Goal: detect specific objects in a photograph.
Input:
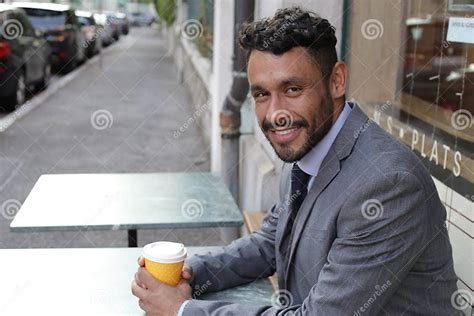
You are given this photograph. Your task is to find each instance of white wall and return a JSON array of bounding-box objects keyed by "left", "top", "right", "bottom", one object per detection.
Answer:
[{"left": 433, "top": 177, "right": 474, "bottom": 315}]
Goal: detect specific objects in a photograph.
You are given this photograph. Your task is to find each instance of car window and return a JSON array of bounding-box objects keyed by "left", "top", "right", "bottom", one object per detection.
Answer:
[
  {"left": 12, "top": 10, "right": 34, "bottom": 37},
  {"left": 22, "top": 8, "right": 66, "bottom": 31},
  {"left": 77, "top": 16, "right": 91, "bottom": 26}
]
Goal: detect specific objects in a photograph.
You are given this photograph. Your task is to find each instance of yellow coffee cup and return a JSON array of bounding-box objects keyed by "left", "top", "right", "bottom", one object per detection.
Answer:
[{"left": 143, "top": 241, "right": 187, "bottom": 286}]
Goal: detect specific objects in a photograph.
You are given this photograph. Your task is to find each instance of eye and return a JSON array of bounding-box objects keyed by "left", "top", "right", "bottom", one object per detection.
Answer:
[
  {"left": 286, "top": 87, "right": 302, "bottom": 94},
  {"left": 253, "top": 91, "right": 268, "bottom": 99}
]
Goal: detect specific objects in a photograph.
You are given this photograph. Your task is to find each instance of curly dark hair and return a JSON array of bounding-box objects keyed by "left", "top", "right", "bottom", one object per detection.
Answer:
[{"left": 239, "top": 7, "right": 338, "bottom": 81}]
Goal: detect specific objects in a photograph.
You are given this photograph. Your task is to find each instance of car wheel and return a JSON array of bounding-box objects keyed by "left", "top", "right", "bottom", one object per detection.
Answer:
[
  {"left": 61, "top": 57, "right": 77, "bottom": 74},
  {"left": 16, "top": 72, "right": 26, "bottom": 106},
  {"left": 79, "top": 46, "right": 87, "bottom": 63},
  {"left": 35, "top": 63, "right": 51, "bottom": 91},
  {"left": 0, "top": 71, "right": 25, "bottom": 112}
]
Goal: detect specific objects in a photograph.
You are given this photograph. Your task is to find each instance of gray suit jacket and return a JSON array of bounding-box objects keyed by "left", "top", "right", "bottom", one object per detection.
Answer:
[{"left": 184, "top": 103, "right": 459, "bottom": 315}]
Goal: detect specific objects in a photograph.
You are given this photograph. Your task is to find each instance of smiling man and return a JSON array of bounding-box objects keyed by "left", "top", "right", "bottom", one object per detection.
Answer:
[{"left": 132, "top": 7, "right": 460, "bottom": 315}]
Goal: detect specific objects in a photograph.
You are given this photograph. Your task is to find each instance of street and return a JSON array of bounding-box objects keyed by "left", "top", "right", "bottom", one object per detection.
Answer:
[{"left": 0, "top": 27, "right": 222, "bottom": 249}]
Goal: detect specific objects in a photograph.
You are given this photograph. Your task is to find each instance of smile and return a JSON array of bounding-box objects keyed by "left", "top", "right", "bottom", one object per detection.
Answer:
[{"left": 269, "top": 126, "right": 303, "bottom": 144}]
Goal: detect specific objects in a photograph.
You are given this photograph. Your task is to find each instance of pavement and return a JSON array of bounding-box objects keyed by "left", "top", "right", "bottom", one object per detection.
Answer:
[{"left": 0, "top": 27, "right": 226, "bottom": 249}]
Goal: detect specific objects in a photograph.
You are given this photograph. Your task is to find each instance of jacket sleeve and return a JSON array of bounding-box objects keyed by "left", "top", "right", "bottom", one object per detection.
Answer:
[
  {"left": 186, "top": 164, "right": 291, "bottom": 295},
  {"left": 187, "top": 201, "right": 279, "bottom": 294},
  {"left": 183, "top": 171, "right": 441, "bottom": 315}
]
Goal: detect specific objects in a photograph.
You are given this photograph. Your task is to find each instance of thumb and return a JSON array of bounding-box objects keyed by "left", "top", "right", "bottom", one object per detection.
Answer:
[
  {"left": 181, "top": 270, "right": 192, "bottom": 280},
  {"left": 177, "top": 279, "right": 192, "bottom": 296},
  {"left": 182, "top": 267, "right": 194, "bottom": 284}
]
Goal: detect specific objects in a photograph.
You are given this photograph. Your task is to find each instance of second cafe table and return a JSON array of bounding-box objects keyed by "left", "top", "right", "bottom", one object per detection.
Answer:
[{"left": 10, "top": 172, "right": 244, "bottom": 247}]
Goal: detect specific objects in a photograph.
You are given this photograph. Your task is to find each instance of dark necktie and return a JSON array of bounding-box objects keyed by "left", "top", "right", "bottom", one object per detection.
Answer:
[
  {"left": 281, "top": 163, "right": 311, "bottom": 262},
  {"left": 280, "top": 163, "right": 311, "bottom": 288},
  {"left": 286, "top": 163, "right": 311, "bottom": 236}
]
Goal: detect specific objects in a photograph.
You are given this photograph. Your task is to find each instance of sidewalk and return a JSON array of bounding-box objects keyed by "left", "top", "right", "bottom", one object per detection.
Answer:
[{"left": 0, "top": 27, "right": 223, "bottom": 248}]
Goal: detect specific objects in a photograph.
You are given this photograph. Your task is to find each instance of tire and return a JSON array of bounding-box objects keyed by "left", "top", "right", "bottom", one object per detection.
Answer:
[
  {"left": 61, "top": 57, "right": 77, "bottom": 74},
  {"left": 0, "top": 71, "right": 26, "bottom": 113},
  {"left": 75, "top": 45, "right": 86, "bottom": 65},
  {"left": 35, "top": 63, "right": 51, "bottom": 92},
  {"left": 94, "top": 38, "right": 101, "bottom": 55}
]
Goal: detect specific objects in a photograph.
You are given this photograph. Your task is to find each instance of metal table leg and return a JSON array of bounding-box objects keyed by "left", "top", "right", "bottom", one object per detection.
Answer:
[{"left": 128, "top": 229, "right": 137, "bottom": 247}]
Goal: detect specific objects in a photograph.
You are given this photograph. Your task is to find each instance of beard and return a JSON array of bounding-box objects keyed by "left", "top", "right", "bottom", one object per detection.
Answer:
[{"left": 263, "top": 93, "right": 335, "bottom": 163}]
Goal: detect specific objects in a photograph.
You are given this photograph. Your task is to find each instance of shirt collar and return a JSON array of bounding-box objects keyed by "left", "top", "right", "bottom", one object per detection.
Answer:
[{"left": 297, "top": 102, "right": 352, "bottom": 177}]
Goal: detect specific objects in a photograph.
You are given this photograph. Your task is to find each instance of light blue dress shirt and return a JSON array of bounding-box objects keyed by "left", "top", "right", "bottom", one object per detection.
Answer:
[
  {"left": 177, "top": 102, "right": 352, "bottom": 316},
  {"left": 297, "top": 102, "right": 352, "bottom": 188}
]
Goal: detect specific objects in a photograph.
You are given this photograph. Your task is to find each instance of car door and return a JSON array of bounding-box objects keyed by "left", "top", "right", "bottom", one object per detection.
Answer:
[
  {"left": 68, "top": 10, "right": 85, "bottom": 62},
  {"left": 11, "top": 10, "right": 40, "bottom": 84}
]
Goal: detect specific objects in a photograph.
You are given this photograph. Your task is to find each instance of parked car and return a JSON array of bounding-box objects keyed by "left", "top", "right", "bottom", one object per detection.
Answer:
[
  {"left": 13, "top": 2, "right": 86, "bottom": 73},
  {"left": 76, "top": 10, "right": 100, "bottom": 57},
  {"left": 115, "top": 12, "right": 129, "bottom": 35},
  {"left": 103, "top": 12, "right": 120, "bottom": 41},
  {"left": 93, "top": 13, "right": 114, "bottom": 47},
  {"left": 128, "top": 11, "right": 156, "bottom": 27},
  {"left": 0, "top": 4, "right": 51, "bottom": 111}
]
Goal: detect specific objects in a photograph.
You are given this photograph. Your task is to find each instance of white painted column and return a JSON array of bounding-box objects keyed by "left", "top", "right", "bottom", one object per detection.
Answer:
[
  {"left": 210, "top": 0, "right": 235, "bottom": 173},
  {"left": 256, "top": 0, "right": 283, "bottom": 18}
]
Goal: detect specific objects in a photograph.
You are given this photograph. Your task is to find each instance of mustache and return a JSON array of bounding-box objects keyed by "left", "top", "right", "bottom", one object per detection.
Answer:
[{"left": 262, "top": 118, "right": 309, "bottom": 131}]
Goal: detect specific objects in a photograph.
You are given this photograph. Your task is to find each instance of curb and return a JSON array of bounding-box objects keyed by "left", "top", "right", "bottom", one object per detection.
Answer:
[{"left": 0, "top": 47, "right": 109, "bottom": 133}]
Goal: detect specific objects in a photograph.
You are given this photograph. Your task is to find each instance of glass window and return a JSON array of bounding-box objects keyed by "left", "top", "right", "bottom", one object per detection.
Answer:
[
  {"left": 12, "top": 11, "right": 34, "bottom": 37},
  {"left": 22, "top": 8, "right": 67, "bottom": 30},
  {"left": 348, "top": 0, "right": 473, "bottom": 199},
  {"left": 77, "top": 16, "right": 92, "bottom": 27}
]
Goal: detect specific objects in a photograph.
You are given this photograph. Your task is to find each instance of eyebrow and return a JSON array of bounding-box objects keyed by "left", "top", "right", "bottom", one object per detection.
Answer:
[
  {"left": 250, "top": 76, "right": 307, "bottom": 93},
  {"left": 280, "top": 77, "right": 306, "bottom": 87},
  {"left": 250, "top": 84, "right": 265, "bottom": 93}
]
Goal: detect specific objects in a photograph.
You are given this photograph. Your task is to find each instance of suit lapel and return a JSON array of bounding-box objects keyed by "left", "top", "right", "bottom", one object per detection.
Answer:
[
  {"left": 283, "top": 148, "right": 340, "bottom": 286},
  {"left": 283, "top": 103, "right": 370, "bottom": 288}
]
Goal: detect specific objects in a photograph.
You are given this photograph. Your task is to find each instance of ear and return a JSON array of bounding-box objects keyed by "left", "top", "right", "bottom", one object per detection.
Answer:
[{"left": 329, "top": 61, "right": 347, "bottom": 100}]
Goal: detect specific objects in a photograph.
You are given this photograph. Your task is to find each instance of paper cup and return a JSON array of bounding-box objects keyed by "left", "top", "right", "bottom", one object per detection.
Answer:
[{"left": 143, "top": 241, "right": 187, "bottom": 286}]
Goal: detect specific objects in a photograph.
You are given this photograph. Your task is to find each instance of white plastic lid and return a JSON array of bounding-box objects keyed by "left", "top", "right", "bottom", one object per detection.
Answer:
[{"left": 143, "top": 241, "right": 187, "bottom": 263}]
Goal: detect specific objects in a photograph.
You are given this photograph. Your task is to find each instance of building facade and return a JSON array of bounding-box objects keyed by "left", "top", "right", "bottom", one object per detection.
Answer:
[
  {"left": 348, "top": 1, "right": 473, "bottom": 314},
  {"left": 172, "top": 0, "right": 473, "bottom": 313}
]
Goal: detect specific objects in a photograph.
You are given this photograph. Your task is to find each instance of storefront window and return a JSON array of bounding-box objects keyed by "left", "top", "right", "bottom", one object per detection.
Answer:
[{"left": 348, "top": 0, "right": 473, "bottom": 199}]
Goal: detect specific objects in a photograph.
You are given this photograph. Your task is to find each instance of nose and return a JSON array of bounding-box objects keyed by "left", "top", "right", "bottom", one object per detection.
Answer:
[{"left": 264, "top": 94, "right": 285, "bottom": 125}]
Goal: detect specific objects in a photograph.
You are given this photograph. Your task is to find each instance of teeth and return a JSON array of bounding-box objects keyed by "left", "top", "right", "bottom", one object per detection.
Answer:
[{"left": 275, "top": 128, "right": 296, "bottom": 135}]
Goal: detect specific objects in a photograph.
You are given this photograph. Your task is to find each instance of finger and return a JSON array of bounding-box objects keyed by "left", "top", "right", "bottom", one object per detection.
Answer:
[
  {"left": 137, "top": 256, "right": 145, "bottom": 267},
  {"left": 181, "top": 270, "right": 191, "bottom": 280},
  {"left": 138, "top": 299, "right": 147, "bottom": 312},
  {"left": 137, "top": 267, "right": 159, "bottom": 289},
  {"left": 182, "top": 265, "right": 192, "bottom": 277},
  {"left": 183, "top": 264, "right": 192, "bottom": 272},
  {"left": 135, "top": 272, "right": 147, "bottom": 289},
  {"left": 131, "top": 280, "right": 147, "bottom": 299}
]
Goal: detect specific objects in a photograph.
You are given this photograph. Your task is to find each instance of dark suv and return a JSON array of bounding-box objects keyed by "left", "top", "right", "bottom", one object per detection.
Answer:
[
  {"left": 13, "top": 2, "right": 86, "bottom": 73},
  {"left": 0, "top": 4, "right": 51, "bottom": 111}
]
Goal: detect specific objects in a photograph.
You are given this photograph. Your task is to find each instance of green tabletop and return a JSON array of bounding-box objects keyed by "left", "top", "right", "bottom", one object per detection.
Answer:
[
  {"left": 0, "top": 247, "right": 273, "bottom": 315},
  {"left": 10, "top": 172, "right": 243, "bottom": 232}
]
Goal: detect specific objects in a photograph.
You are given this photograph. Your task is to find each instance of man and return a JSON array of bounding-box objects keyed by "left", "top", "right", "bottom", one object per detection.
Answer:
[{"left": 132, "top": 7, "right": 459, "bottom": 315}]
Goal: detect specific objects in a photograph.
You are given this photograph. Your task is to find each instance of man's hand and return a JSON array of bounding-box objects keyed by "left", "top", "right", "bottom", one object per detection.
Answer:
[
  {"left": 137, "top": 256, "right": 194, "bottom": 285},
  {"left": 132, "top": 266, "right": 192, "bottom": 316},
  {"left": 181, "top": 264, "right": 194, "bottom": 284}
]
